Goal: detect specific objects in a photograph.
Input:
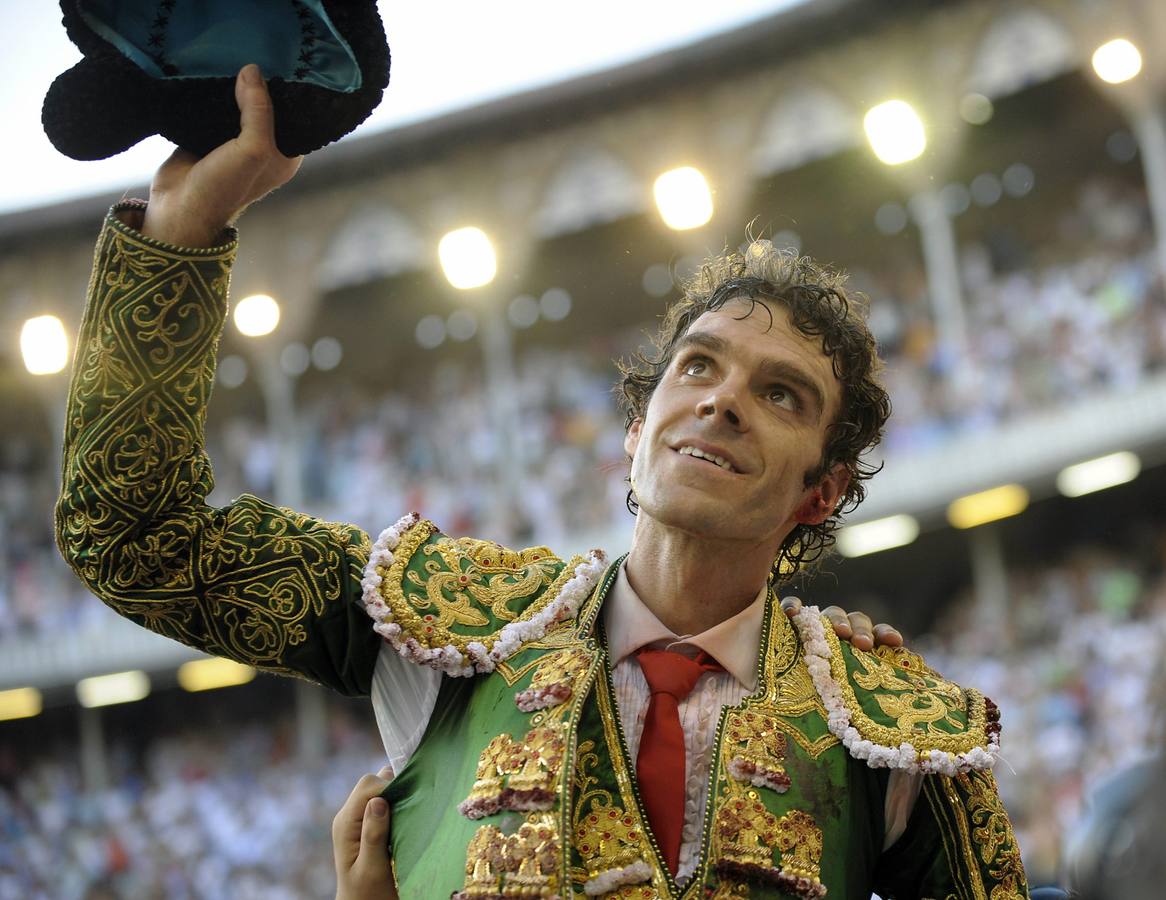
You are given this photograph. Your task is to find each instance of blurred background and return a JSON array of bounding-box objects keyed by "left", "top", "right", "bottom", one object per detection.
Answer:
[{"left": 2, "top": 0, "right": 1165, "bottom": 897}]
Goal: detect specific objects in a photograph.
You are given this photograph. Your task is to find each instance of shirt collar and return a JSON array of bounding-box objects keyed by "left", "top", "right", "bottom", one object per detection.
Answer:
[{"left": 603, "top": 562, "right": 766, "bottom": 691}]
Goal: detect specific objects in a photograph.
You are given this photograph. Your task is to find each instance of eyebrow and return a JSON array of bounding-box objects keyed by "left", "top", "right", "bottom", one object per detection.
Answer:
[{"left": 676, "top": 330, "right": 828, "bottom": 422}]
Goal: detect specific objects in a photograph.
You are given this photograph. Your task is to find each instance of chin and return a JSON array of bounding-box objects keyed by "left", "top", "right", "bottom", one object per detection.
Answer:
[{"left": 638, "top": 494, "right": 737, "bottom": 537}]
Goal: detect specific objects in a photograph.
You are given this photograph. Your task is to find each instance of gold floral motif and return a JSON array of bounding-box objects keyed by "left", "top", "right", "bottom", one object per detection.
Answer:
[
  {"left": 724, "top": 710, "right": 791, "bottom": 792},
  {"left": 822, "top": 622, "right": 990, "bottom": 754},
  {"left": 707, "top": 883, "right": 751, "bottom": 899},
  {"left": 376, "top": 522, "right": 588, "bottom": 654},
  {"left": 964, "top": 772, "right": 1028, "bottom": 898},
  {"left": 460, "top": 727, "right": 567, "bottom": 819},
  {"left": 421, "top": 536, "right": 563, "bottom": 623},
  {"left": 573, "top": 799, "right": 649, "bottom": 877},
  {"left": 55, "top": 211, "right": 378, "bottom": 686},
  {"left": 515, "top": 648, "right": 594, "bottom": 713},
  {"left": 570, "top": 716, "right": 662, "bottom": 896},
  {"left": 456, "top": 815, "right": 562, "bottom": 899},
  {"left": 711, "top": 796, "right": 826, "bottom": 900},
  {"left": 714, "top": 794, "right": 781, "bottom": 870}
]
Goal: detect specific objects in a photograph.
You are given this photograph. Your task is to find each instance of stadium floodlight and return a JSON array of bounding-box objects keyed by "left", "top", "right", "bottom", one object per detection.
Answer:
[
  {"left": 439, "top": 227, "right": 497, "bottom": 290},
  {"left": 864, "top": 100, "right": 927, "bottom": 166},
  {"left": 1056, "top": 451, "right": 1141, "bottom": 498},
  {"left": 0, "top": 687, "right": 42, "bottom": 722},
  {"left": 234, "top": 293, "right": 281, "bottom": 337},
  {"left": 836, "top": 514, "right": 920, "bottom": 558},
  {"left": 1092, "top": 38, "right": 1142, "bottom": 85},
  {"left": 177, "top": 657, "right": 257, "bottom": 692},
  {"left": 654, "top": 166, "right": 714, "bottom": 230},
  {"left": 20, "top": 314, "right": 69, "bottom": 375},
  {"left": 946, "top": 484, "right": 1028, "bottom": 529},
  {"left": 76, "top": 670, "right": 150, "bottom": 708}
]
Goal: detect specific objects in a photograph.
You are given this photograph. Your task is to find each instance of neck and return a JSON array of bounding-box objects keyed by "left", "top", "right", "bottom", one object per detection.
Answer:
[{"left": 623, "top": 516, "right": 777, "bottom": 635}]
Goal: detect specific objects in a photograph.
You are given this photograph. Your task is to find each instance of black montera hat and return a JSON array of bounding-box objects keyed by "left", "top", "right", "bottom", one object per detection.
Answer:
[{"left": 42, "top": 0, "right": 391, "bottom": 160}]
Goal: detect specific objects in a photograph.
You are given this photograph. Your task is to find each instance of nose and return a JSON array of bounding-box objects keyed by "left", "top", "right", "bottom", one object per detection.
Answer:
[{"left": 696, "top": 387, "right": 747, "bottom": 430}]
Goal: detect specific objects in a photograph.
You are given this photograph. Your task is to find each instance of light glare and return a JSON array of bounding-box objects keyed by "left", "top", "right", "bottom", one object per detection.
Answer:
[
  {"left": 0, "top": 687, "right": 42, "bottom": 721},
  {"left": 653, "top": 166, "right": 714, "bottom": 230},
  {"left": 76, "top": 670, "right": 150, "bottom": 708},
  {"left": 177, "top": 658, "right": 257, "bottom": 692},
  {"left": 1056, "top": 451, "right": 1140, "bottom": 498},
  {"left": 864, "top": 100, "right": 927, "bottom": 165},
  {"left": 836, "top": 515, "right": 920, "bottom": 558},
  {"left": 234, "top": 294, "right": 281, "bottom": 337},
  {"left": 1092, "top": 39, "right": 1142, "bottom": 84},
  {"left": 947, "top": 484, "right": 1029, "bottom": 529},
  {"left": 20, "top": 315, "right": 69, "bottom": 375},
  {"left": 439, "top": 227, "right": 497, "bottom": 290}
]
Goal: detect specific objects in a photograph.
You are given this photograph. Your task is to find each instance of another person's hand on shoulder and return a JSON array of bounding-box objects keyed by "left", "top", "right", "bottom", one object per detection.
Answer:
[
  {"left": 780, "top": 597, "right": 903, "bottom": 651},
  {"left": 333, "top": 766, "right": 399, "bottom": 900},
  {"left": 142, "top": 64, "right": 303, "bottom": 248}
]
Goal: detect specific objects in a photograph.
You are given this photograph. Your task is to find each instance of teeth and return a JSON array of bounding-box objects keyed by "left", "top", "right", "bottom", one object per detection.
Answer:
[{"left": 678, "top": 446, "right": 735, "bottom": 472}]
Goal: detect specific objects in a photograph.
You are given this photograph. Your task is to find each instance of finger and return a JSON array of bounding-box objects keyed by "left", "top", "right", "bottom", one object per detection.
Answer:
[
  {"left": 847, "top": 611, "right": 874, "bottom": 651},
  {"left": 821, "top": 605, "right": 852, "bottom": 637},
  {"left": 873, "top": 623, "right": 904, "bottom": 648},
  {"left": 780, "top": 596, "right": 802, "bottom": 618},
  {"left": 331, "top": 773, "right": 390, "bottom": 867},
  {"left": 355, "top": 796, "right": 391, "bottom": 867},
  {"left": 235, "top": 64, "right": 277, "bottom": 148}
]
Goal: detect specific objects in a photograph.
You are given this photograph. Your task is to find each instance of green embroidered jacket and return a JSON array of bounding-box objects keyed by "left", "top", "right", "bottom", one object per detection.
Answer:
[{"left": 56, "top": 207, "right": 1030, "bottom": 899}]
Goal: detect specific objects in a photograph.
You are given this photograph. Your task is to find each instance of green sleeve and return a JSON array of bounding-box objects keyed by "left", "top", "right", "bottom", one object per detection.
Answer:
[
  {"left": 872, "top": 770, "right": 1030, "bottom": 900},
  {"left": 54, "top": 202, "right": 381, "bottom": 695}
]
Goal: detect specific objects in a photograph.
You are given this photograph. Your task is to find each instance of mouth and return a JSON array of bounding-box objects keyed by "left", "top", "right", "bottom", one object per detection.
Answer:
[{"left": 675, "top": 445, "right": 739, "bottom": 473}]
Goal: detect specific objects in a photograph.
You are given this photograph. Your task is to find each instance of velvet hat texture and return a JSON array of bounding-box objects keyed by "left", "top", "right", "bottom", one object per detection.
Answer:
[{"left": 42, "top": 0, "right": 391, "bottom": 160}]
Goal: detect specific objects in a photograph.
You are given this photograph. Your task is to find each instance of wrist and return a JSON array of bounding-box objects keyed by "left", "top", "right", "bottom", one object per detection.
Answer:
[{"left": 141, "top": 197, "right": 228, "bottom": 249}]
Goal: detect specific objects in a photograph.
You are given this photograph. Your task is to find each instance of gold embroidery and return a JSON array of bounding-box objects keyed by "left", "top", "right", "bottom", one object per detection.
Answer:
[
  {"left": 823, "top": 623, "right": 990, "bottom": 754},
  {"left": 377, "top": 524, "right": 587, "bottom": 654},
  {"left": 712, "top": 796, "right": 826, "bottom": 900},
  {"left": 574, "top": 801, "right": 649, "bottom": 878},
  {"left": 936, "top": 777, "right": 989, "bottom": 900},
  {"left": 516, "top": 648, "right": 594, "bottom": 713},
  {"left": 456, "top": 814, "right": 562, "bottom": 899},
  {"left": 740, "top": 604, "right": 837, "bottom": 760},
  {"left": 570, "top": 683, "right": 665, "bottom": 897},
  {"left": 496, "top": 624, "right": 584, "bottom": 685},
  {"left": 965, "top": 772, "right": 1028, "bottom": 899},
  {"left": 55, "top": 213, "right": 373, "bottom": 685},
  {"left": 724, "top": 711, "right": 790, "bottom": 792},
  {"left": 460, "top": 726, "right": 567, "bottom": 819}
]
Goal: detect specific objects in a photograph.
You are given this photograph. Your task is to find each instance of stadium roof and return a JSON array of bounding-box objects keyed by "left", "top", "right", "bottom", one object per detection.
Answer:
[{"left": 0, "top": 0, "right": 954, "bottom": 244}]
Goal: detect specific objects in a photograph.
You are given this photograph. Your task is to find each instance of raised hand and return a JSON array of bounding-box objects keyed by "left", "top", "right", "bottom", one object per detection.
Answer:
[
  {"left": 780, "top": 597, "right": 904, "bottom": 651},
  {"left": 141, "top": 64, "right": 303, "bottom": 248}
]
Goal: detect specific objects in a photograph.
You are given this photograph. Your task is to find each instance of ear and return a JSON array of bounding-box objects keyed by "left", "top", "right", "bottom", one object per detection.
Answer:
[
  {"left": 624, "top": 418, "right": 643, "bottom": 459},
  {"left": 793, "top": 463, "right": 850, "bottom": 525}
]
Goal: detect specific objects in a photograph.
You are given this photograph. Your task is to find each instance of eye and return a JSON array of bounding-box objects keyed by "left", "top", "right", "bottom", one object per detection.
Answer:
[
  {"left": 681, "top": 357, "right": 709, "bottom": 377},
  {"left": 765, "top": 385, "right": 797, "bottom": 410}
]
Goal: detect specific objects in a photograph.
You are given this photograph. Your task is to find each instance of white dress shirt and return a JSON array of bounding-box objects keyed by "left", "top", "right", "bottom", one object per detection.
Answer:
[{"left": 369, "top": 562, "right": 920, "bottom": 885}]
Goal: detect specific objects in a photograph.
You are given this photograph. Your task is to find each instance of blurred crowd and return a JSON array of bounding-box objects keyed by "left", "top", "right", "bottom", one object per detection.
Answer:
[
  {"left": 1, "top": 527, "right": 1164, "bottom": 896},
  {"left": 0, "top": 699, "right": 384, "bottom": 900},
  {"left": 921, "top": 533, "right": 1166, "bottom": 885}
]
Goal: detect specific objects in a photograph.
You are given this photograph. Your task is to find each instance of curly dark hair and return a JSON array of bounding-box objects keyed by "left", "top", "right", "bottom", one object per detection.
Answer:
[{"left": 617, "top": 240, "right": 891, "bottom": 581}]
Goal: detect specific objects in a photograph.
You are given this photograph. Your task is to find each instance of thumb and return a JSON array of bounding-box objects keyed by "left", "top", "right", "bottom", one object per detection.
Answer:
[
  {"left": 235, "top": 64, "right": 277, "bottom": 148},
  {"left": 356, "top": 796, "right": 391, "bottom": 867}
]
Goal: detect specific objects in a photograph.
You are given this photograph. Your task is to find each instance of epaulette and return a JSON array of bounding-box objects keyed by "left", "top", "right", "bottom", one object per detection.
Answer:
[
  {"left": 360, "top": 514, "right": 607, "bottom": 676},
  {"left": 792, "top": 607, "right": 1000, "bottom": 775}
]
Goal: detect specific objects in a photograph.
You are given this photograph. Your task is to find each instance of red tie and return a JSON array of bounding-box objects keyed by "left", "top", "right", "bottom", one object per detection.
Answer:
[{"left": 635, "top": 648, "right": 723, "bottom": 876}]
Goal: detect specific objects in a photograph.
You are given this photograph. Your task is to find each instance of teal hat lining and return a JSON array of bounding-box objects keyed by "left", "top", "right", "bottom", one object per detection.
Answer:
[{"left": 78, "top": 0, "right": 361, "bottom": 92}]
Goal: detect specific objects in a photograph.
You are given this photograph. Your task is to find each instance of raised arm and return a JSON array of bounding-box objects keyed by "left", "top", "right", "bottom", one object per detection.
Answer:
[{"left": 54, "top": 67, "right": 380, "bottom": 694}]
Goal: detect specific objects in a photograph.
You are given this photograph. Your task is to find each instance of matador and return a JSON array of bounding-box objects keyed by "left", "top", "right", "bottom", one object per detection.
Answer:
[{"left": 55, "top": 68, "right": 1029, "bottom": 899}]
